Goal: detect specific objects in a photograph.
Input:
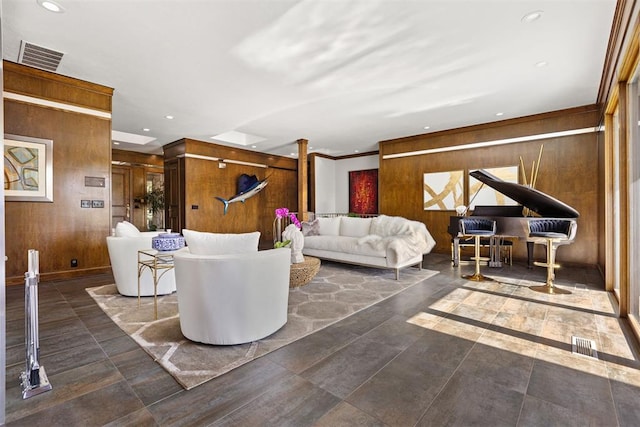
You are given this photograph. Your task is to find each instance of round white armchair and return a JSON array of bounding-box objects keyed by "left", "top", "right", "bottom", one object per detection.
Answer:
[
  {"left": 106, "top": 232, "right": 177, "bottom": 297},
  {"left": 173, "top": 247, "right": 291, "bottom": 345}
]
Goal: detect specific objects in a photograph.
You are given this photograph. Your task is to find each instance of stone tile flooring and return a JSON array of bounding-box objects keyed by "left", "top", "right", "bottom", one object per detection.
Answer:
[{"left": 4, "top": 254, "right": 640, "bottom": 426}]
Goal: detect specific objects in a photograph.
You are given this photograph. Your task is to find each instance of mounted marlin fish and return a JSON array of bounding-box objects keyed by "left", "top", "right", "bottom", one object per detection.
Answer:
[{"left": 215, "top": 173, "right": 269, "bottom": 215}]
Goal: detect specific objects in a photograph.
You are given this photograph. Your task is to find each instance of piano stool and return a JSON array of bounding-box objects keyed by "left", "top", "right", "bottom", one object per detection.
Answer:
[
  {"left": 451, "top": 237, "right": 513, "bottom": 267},
  {"left": 459, "top": 218, "right": 497, "bottom": 282},
  {"left": 527, "top": 219, "right": 577, "bottom": 295}
]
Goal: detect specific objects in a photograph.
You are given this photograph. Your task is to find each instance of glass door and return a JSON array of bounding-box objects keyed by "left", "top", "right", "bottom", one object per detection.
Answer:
[{"left": 146, "top": 172, "right": 165, "bottom": 231}]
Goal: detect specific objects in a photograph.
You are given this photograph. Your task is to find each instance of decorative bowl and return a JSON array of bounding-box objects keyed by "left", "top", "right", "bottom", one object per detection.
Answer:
[{"left": 152, "top": 233, "right": 185, "bottom": 251}]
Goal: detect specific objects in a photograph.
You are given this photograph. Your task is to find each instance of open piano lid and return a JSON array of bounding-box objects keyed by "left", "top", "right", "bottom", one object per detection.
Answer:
[{"left": 470, "top": 169, "right": 580, "bottom": 218}]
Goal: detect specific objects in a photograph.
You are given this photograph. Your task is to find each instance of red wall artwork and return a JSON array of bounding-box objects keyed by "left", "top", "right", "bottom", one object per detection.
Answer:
[{"left": 349, "top": 169, "right": 378, "bottom": 214}]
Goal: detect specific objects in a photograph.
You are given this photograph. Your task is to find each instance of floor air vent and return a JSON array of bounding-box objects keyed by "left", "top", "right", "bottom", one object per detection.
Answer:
[
  {"left": 571, "top": 336, "right": 598, "bottom": 359},
  {"left": 18, "top": 41, "right": 64, "bottom": 72}
]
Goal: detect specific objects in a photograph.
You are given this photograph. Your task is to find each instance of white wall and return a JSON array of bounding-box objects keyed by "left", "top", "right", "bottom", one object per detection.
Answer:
[
  {"left": 313, "top": 154, "right": 379, "bottom": 214},
  {"left": 314, "top": 156, "right": 336, "bottom": 214}
]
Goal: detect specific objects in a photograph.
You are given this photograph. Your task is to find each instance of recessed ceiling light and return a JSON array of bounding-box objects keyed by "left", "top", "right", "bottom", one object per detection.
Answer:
[
  {"left": 251, "top": 145, "right": 257, "bottom": 149},
  {"left": 354, "top": 150, "right": 360, "bottom": 153},
  {"left": 142, "top": 128, "right": 150, "bottom": 132},
  {"left": 496, "top": 112, "right": 504, "bottom": 116},
  {"left": 423, "top": 126, "right": 430, "bottom": 130},
  {"left": 165, "top": 115, "right": 174, "bottom": 120},
  {"left": 535, "top": 61, "right": 548, "bottom": 68},
  {"left": 113, "top": 141, "right": 120, "bottom": 145},
  {"left": 290, "top": 152, "right": 296, "bottom": 156},
  {"left": 37, "top": 0, "right": 64, "bottom": 13},
  {"left": 521, "top": 10, "right": 543, "bottom": 23}
]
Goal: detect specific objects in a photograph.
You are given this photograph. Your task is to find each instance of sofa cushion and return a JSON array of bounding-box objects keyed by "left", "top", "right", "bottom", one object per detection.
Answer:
[
  {"left": 115, "top": 221, "right": 141, "bottom": 237},
  {"left": 304, "top": 235, "right": 386, "bottom": 257},
  {"left": 182, "top": 229, "right": 260, "bottom": 255},
  {"left": 340, "top": 217, "right": 372, "bottom": 238},
  {"left": 301, "top": 219, "right": 320, "bottom": 236},
  {"left": 317, "top": 217, "right": 341, "bottom": 236}
]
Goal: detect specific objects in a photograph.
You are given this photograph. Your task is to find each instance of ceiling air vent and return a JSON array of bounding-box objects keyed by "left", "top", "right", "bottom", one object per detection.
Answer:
[{"left": 18, "top": 41, "right": 64, "bottom": 72}]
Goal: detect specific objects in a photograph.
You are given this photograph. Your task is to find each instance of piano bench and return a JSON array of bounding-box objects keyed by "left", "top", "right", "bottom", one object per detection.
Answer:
[{"left": 451, "top": 238, "right": 513, "bottom": 266}]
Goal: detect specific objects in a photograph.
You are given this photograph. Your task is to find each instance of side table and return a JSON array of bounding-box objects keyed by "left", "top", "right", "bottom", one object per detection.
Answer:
[
  {"left": 290, "top": 256, "right": 321, "bottom": 288},
  {"left": 138, "top": 249, "right": 175, "bottom": 320}
]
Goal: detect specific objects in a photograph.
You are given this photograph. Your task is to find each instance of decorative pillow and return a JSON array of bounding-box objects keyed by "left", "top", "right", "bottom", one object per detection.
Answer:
[
  {"left": 340, "top": 217, "right": 372, "bottom": 238},
  {"left": 182, "top": 229, "right": 260, "bottom": 255},
  {"left": 301, "top": 219, "right": 320, "bottom": 237},
  {"left": 317, "top": 217, "right": 341, "bottom": 236},
  {"left": 115, "top": 221, "right": 141, "bottom": 237}
]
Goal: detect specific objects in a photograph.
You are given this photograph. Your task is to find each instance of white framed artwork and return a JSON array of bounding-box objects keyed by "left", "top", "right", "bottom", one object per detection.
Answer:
[{"left": 423, "top": 170, "right": 464, "bottom": 210}]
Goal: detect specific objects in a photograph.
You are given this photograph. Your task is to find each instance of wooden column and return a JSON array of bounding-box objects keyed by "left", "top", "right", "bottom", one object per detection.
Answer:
[{"left": 297, "top": 139, "right": 309, "bottom": 221}]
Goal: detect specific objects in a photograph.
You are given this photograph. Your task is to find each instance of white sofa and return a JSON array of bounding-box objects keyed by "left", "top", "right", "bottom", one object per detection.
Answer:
[
  {"left": 302, "top": 215, "right": 436, "bottom": 279},
  {"left": 173, "top": 240, "right": 291, "bottom": 345},
  {"left": 106, "top": 221, "right": 176, "bottom": 297}
]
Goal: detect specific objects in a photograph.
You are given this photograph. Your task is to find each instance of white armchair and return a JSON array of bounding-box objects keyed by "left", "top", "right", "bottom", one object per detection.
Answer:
[
  {"left": 106, "top": 232, "right": 177, "bottom": 297},
  {"left": 173, "top": 247, "right": 291, "bottom": 345}
]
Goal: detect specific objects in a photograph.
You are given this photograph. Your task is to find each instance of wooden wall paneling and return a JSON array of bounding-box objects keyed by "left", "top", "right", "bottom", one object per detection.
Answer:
[
  {"left": 164, "top": 158, "right": 184, "bottom": 232},
  {"left": 130, "top": 165, "right": 146, "bottom": 228},
  {"left": 184, "top": 156, "right": 243, "bottom": 232},
  {"left": 379, "top": 106, "right": 601, "bottom": 266},
  {"left": 4, "top": 61, "right": 112, "bottom": 112},
  {"left": 112, "top": 148, "right": 164, "bottom": 167},
  {"left": 380, "top": 105, "right": 601, "bottom": 157},
  {"left": 164, "top": 138, "right": 297, "bottom": 244},
  {"left": 598, "top": 0, "right": 636, "bottom": 106},
  {"left": 182, "top": 157, "right": 297, "bottom": 239},
  {"left": 297, "top": 139, "right": 308, "bottom": 221},
  {"left": 263, "top": 168, "right": 298, "bottom": 242},
  {"left": 4, "top": 102, "right": 112, "bottom": 283},
  {"left": 2, "top": 63, "right": 115, "bottom": 284},
  {"left": 165, "top": 138, "right": 297, "bottom": 171}
]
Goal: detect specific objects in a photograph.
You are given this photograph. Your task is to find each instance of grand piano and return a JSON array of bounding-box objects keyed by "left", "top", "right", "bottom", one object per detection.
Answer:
[{"left": 448, "top": 169, "right": 580, "bottom": 267}]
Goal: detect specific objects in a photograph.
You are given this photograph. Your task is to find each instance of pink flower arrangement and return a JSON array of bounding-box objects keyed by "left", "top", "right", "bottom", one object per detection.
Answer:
[{"left": 274, "top": 207, "right": 301, "bottom": 228}]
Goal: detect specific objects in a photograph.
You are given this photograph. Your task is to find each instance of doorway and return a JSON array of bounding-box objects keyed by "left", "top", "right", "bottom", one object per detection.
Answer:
[{"left": 111, "top": 166, "right": 131, "bottom": 229}]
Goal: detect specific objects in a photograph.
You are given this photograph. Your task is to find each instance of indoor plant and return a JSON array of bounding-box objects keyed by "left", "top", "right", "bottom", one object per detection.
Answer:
[{"left": 144, "top": 187, "right": 165, "bottom": 231}]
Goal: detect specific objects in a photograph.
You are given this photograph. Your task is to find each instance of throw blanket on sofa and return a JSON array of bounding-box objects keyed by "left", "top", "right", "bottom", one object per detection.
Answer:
[{"left": 357, "top": 215, "right": 436, "bottom": 264}]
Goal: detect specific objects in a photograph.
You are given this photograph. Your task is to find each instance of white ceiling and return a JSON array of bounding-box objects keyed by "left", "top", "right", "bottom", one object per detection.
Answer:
[{"left": 2, "top": 0, "right": 617, "bottom": 157}]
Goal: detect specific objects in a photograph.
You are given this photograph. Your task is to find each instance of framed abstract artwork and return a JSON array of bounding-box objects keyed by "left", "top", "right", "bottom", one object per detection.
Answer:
[
  {"left": 468, "top": 165, "right": 518, "bottom": 209},
  {"left": 423, "top": 170, "right": 464, "bottom": 210},
  {"left": 4, "top": 134, "right": 54, "bottom": 202},
  {"left": 349, "top": 169, "right": 378, "bottom": 214}
]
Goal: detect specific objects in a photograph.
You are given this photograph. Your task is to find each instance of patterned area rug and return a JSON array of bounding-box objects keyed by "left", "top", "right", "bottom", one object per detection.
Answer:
[{"left": 87, "top": 262, "right": 438, "bottom": 390}]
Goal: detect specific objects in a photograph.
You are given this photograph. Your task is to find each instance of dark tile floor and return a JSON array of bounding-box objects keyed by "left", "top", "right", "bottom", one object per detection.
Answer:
[{"left": 4, "top": 253, "right": 640, "bottom": 426}]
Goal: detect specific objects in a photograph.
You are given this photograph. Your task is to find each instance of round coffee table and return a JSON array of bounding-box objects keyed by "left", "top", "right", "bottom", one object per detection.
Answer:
[{"left": 289, "top": 256, "right": 321, "bottom": 288}]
